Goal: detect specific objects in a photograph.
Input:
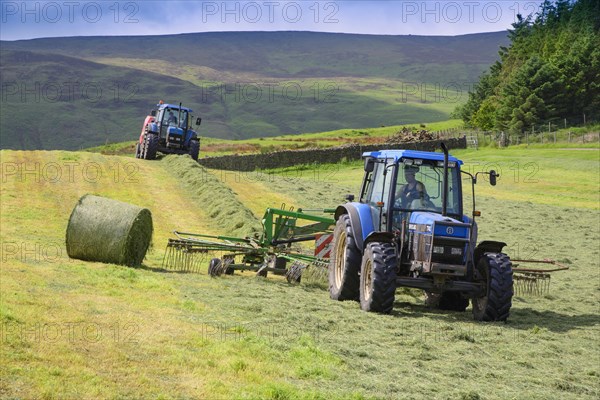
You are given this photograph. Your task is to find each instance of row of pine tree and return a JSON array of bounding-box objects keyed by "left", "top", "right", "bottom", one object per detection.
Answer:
[{"left": 456, "top": 0, "right": 600, "bottom": 134}]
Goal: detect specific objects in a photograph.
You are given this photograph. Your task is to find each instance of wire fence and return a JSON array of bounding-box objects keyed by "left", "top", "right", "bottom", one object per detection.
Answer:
[{"left": 435, "top": 117, "right": 599, "bottom": 148}]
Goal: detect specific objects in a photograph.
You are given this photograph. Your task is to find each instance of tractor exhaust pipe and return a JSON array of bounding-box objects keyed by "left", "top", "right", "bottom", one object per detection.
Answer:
[
  {"left": 441, "top": 142, "right": 449, "bottom": 217},
  {"left": 178, "top": 102, "right": 182, "bottom": 127}
]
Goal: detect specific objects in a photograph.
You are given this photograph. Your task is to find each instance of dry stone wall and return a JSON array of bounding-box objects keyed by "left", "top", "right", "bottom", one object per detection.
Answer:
[{"left": 198, "top": 137, "right": 466, "bottom": 171}]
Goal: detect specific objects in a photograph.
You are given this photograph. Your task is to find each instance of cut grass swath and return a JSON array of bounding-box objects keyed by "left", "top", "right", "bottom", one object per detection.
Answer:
[
  {"left": 162, "top": 155, "right": 262, "bottom": 238},
  {"left": 66, "top": 194, "right": 153, "bottom": 266}
]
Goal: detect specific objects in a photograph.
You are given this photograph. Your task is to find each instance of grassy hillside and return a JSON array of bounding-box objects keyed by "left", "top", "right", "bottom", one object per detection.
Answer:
[
  {"left": 0, "top": 31, "right": 508, "bottom": 150},
  {"left": 1, "top": 147, "right": 598, "bottom": 398},
  {"left": 2, "top": 31, "right": 508, "bottom": 81}
]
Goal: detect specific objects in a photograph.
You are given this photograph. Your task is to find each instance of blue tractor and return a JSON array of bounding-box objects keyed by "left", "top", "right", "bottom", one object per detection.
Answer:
[
  {"left": 329, "top": 144, "right": 513, "bottom": 321},
  {"left": 135, "top": 102, "right": 202, "bottom": 161}
]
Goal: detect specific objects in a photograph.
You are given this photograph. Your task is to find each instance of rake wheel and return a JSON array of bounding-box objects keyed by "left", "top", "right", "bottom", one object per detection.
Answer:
[{"left": 208, "top": 258, "right": 222, "bottom": 277}]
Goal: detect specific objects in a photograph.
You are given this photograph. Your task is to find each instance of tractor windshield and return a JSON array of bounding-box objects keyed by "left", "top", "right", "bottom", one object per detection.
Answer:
[
  {"left": 162, "top": 108, "right": 189, "bottom": 130},
  {"left": 393, "top": 161, "right": 462, "bottom": 217}
]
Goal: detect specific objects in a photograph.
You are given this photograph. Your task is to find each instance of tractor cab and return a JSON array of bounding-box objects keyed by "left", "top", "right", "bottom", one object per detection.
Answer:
[
  {"left": 158, "top": 106, "right": 190, "bottom": 133},
  {"left": 360, "top": 150, "right": 464, "bottom": 232},
  {"left": 150, "top": 103, "right": 198, "bottom": 145}
]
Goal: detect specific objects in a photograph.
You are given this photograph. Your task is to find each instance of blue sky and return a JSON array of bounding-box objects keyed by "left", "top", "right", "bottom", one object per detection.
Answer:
[{"left": 1, "top": 1, "right": 542, "bottom": 40}]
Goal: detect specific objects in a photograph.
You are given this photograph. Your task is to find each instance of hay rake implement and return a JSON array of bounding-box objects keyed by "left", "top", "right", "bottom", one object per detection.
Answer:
[
  {"left": 163, "top": 206, "right": 336, "bottom": 283},
  {"left": 511, "top": 259, "right": 569, "bottom": 296}
]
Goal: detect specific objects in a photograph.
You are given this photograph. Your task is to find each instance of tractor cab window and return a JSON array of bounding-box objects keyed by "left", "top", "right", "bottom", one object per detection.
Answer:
[
  {"left": 393, "top": 161, "right": 462, "bottom": 218},
  {"left": 367, "top": 161, "right": 395, "bottom": 230},
  {"left": 162, "top": 109, "right": 189, "bottom": 130}
]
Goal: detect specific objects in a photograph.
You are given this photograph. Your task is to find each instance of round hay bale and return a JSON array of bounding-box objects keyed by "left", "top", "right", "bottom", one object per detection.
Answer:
[{"left": 66, "top": 195, "right": 153, "bottom": 266}]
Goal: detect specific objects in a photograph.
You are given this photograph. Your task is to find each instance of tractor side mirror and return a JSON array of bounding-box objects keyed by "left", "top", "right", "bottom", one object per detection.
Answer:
[
  {"left": 489, "top": 170, "right": 498, "bottom": 186},
  {"left": 150, "top": 110, "right": 157, "bottom": 117},
  {"left": 345, "top": 194, "right": 355, "bottom": 202},
  {"left": 364, "top": 158, "right": 375, "bottom": 173},
  {"left": 196, "top": 117, "right": 202, "bottom": 126}
]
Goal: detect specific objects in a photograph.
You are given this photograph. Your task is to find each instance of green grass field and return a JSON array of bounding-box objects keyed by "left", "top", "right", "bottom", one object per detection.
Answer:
[{"left": 1, "top": 145, "right": 598, "bottom": 399}]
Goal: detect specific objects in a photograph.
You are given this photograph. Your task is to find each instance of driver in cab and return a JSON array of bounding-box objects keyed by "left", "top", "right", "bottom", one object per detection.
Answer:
[
  {"left": 166, "top": 110, "right": 178, "bottom": 125},
  {"left": 395, "top": 165, "right": 429, "bottom": 208}
]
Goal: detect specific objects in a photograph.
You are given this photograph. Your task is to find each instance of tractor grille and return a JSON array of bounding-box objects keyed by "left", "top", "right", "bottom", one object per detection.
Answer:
[
  {"left": 167, "top": 134, "right": 183, "bottom": 148},
  {"left": 431, "top": 237, "right": 466, "bottom": 265}
]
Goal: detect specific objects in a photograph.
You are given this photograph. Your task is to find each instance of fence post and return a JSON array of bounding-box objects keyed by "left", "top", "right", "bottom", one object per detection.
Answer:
[{"left": 568, "top": 131, "right": 571, "bottom": 143}]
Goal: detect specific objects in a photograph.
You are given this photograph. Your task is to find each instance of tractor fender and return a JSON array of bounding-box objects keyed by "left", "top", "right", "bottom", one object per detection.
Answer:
[
  {"left": 334, "top": 203, "right": 375, "bottom": 251},
  {"left": 147, "top": 122, "right": 159, "bottom": 134},
  {"left": 363, "top": 231, "right": 395, "bottom": 249},
  {"left": 185, "top": 130, "right": 198, "bottom": 146},
  {"left": 474, "top": 240, "right": 507, "bottom": 264}
]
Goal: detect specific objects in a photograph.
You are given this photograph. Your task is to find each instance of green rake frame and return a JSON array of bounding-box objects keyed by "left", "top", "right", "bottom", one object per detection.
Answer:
[{"left": 162, "top": 206, "right": 336, "bottom": 283}]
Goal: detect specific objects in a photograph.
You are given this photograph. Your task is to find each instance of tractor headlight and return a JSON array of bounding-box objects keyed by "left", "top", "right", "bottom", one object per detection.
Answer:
[
  {"left": 451, "top": 247, "right": 463, "bottom": 256},
  {"left": 433, "top": 246, "right": 444, "bottom": 254}
]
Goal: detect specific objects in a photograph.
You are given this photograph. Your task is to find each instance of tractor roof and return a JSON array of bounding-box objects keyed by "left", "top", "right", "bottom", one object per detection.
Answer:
[
  {"left": 363, "top": 149, "right": 463, "bottom": 165},
  {"left": 157, "top": 103, "right": 194, "bottom": 113}
]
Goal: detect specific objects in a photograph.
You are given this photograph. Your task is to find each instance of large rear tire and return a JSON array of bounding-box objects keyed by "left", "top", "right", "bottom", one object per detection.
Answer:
[
  {"left": 142, "top": 133, "right": 159, "bottom": 160},
  {"left": 359, "top": 242, "right": 397, "bottom": 314},
  {"left": 189, "top": 140, "right": 200, "bottom": 161},
  {"left": 328, "top": 214, "right": 361, "bottom": 301},
  {"left": 472, "top": 253, "right": 513, "bottom": 321}
]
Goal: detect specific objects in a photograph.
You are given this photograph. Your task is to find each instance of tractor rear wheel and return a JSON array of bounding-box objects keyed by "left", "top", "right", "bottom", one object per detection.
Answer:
[
  {"left": 189, "top": 140, "right": 200, "bottom": 161},
  {"left": 142, "top": 134, "right": 159, "bottom": 160},
  {"left": 472, "top": 253, "right": 513, "bottom": 321},
  {"left": 424, "top": 291, "right": 469, "bottom": 311},
  {"left": 329, "top": 214, "right": 361, "bottom": 301},
  {"left": 359, "top": 242, "right": 397, "bottom": 313}
]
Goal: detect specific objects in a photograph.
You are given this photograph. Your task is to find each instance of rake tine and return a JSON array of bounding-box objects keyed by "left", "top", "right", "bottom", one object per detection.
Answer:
[
  {"left": 184, "top": 249, "right": 191, "bottom": 272},
  {"left": 162, "top": 246, "right": 168, "bottom": 269},
  {"left": 164, "top": 245, "right": 174, "bottom": 270}
]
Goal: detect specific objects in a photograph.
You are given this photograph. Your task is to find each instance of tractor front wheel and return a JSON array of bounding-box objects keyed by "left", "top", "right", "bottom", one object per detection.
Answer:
[
  {"left": 189, "top": 140, "right": 200, "bottom": 161},
  {"left": 472, "top": 253, "right": 513, "bottom": 321},
  {"left": 359, "top": 242, "right": 397, "bottom": 314},
  {"left": 135, "top": 142, "right": 141, "bottom": 158},
  {"left": 142, "top": 134, "right": 159, "bottom": 160},
  {"left": 328, "top": 214, "right": 361, "bottom": 301}
]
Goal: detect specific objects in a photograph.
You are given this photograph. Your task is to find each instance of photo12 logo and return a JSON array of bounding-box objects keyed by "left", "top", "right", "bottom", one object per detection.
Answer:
[
  {"left": 1, "top": 161, "right": 140, "bottom": 184},
  {"left": 1, "top": 1, "right": 140, "bottom": 24},
  {"left": 1, "top": 81, "right": 138, "bottom": 104},
  {"left": 200, "top": 1, "right": 340, "bottom": 24},
  {"left": 199, "top": 81, "right": 339, "bottom": 104},
  {"left": 398, "top": 1, "right": 541, "bottom": 24}
]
